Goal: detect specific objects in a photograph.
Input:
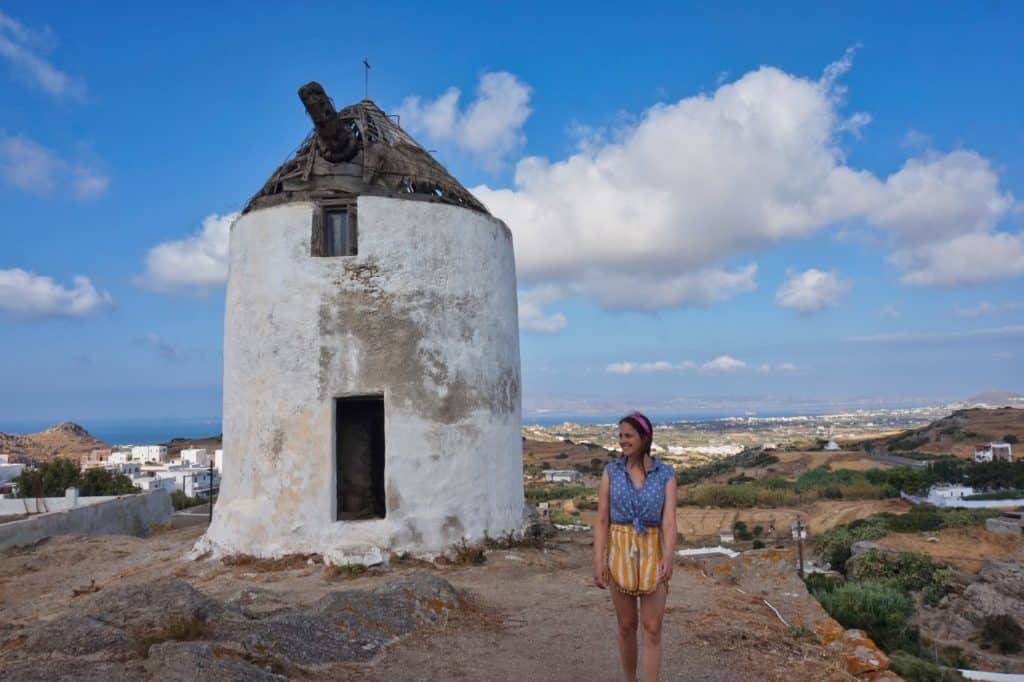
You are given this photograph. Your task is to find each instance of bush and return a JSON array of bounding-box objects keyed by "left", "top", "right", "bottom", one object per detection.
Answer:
[
  {"left": 14, "top": 458, "right": 138, "bottom": 498},
  {"left": 849, "top": 549, "right": 956, "bottom": 605},
  {"left": 449, "top": 538, "right": 486, "bottom": 565},
  {"left": 980, "top": 614, "right": 1023, "bottom": 654},
  {"left": 1004, "top": 434, "right": 1019, "bottom": 444},
  {"left": 751, "top": 539, "right": 765, "bottom": 549},
  {"left": 814, "top": 518, "right": 890, "bottom": 571},
  {"left": 816, "top": 582, "right": 917, "bottom": 652},
  {"left": 525, "top": 485, "right": 589, "bottom": 502},
  {"left": 79, "top": 468, "right": 137, "bottom": 496},
  {"left": 170, "top": 490, "right": 206, "bottom": 510},
  {"left": 888, "top": 651, "right": 967, "bottom": 682}
]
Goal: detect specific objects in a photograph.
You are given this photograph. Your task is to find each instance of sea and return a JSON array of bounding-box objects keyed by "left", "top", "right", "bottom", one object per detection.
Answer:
[{"left": 0, "top": 417, "right": 223, "bottom": 447}]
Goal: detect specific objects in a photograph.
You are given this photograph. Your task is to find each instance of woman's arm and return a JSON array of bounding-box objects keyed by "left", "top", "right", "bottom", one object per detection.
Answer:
[
  {"left": 593, "top": 468, "right": 610, "bottom": 588},
  {"left": 659, "top": 476, "right": 678, "bottom": 584}
]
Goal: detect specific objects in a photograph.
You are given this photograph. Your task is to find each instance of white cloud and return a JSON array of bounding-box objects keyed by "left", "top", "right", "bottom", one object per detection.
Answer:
[
  {"left": 0, "top": 10, "right": 81, "bottom": 97},
  {"left": 136, "top": 332, "right": 186, "bottom": 363},
  {"left": 892, "top": 231, "right": 1024, "bottom": 286},
  {"left": 701, "top": 355, "right": 746, "bottom": 373},
  {"left": 518, "top": 285, "right": 567, "bottom": 333},
  {"left": 847, "top": 325, "right": 1024, "bottom": 344},
  {"left": 0, "top": 268, "right": 112, "bottom": 318},
  {"left": 137, "top": 212, "right": 239, "bottom": 292},
  {"left": 757, "top": 361, "right": 798, "bottom": 374},
  {"left": 397, "top": 71, "right": 532, "bottom": 169},
  {"left": 606, "top": 360, "right": 694, "bottom": 375},
  {"left": 954, "top": 301, "right": 1024, "bottom": 318},
  {"left": 880, "top": 304, "right": 901, "bottom": 318},
  {"left": 469, "top": 52, "right": 1017, "bottom": 321},
  {"left": 775, "top": 269, "right": 850, "bottom": 314},
  {"left": 0, "top": 134, "right": 109, "bottom": 199}
]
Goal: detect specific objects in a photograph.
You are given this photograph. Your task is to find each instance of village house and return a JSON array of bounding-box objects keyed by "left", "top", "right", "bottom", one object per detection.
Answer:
[
  {"left": 542, "top": 470, "right": 582, "bottom": 483},
  {"left": 179, "top": 448, "right": 211, "bottom": 467},
  {"left": 927, "top": 483, "right": 975, "bottom": 503},
  {"left": 131, "top": 445, "right": 168, "bottom": 463},
  {"left": 197, "top": 82, "right": 522, "bottom": 565},
  {"left": 974, "top": 440, "right": 1013, "bottom": 463}
]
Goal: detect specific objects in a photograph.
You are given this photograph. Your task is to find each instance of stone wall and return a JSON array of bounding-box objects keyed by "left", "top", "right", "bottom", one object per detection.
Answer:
[{"left": 0, "top": 490, "right": 172, "bottom": 550}]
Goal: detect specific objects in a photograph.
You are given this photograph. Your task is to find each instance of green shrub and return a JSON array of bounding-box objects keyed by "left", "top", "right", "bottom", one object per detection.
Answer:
[
  {"left": 751, "top": 539, "right": 765, "bottom": 549},
  {"left": 170, "top": 490, "right": 206, "bottom": 510},
  {"left": 981, "top": 614, "right": 1023, "bottom": 654},
  {"left": 817, "top": 582, "right": 916, "bottom": 652},
  {"left": 525, "top": 485, "right": 589, "bottom": 502},
  {"left": 814, "top": 518, "right": 889, "bottom": 571},
  {"left": 888, "top": 651, "right": 967, "bottom": 682},
  {"left": 849, "top": 549, "right": 956, "bottom": 605}
]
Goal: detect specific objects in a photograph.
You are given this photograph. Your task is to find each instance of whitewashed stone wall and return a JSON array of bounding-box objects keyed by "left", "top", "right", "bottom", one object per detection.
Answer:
[{"left": 197, "top": 196, "right": 522, "bottom": 564}]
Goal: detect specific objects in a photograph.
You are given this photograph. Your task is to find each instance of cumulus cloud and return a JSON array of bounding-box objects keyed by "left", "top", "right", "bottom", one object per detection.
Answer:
[
  {"left": 0, "top": 10, "right": 82, "bottom": 97},
  {"left": 775, "top": 269, "right": 850, "bottom": 314},
  {"left": 397, "top": 71, "right": 532, "bottom": 169},
  {"left": 891, "top": 231, "right": 1024, "bottom": 286},
  {"left": 700, "top": 355, "right": 746, "bottom": 373},
  {"left": 606, "top": 361, "right": 694, "bottom": 374},
  {"left": 0, "top": 134, "right": 109, "bottom": 199},
  {"left": 518, "top": 285, "right": 567, "bottom": 333},
  {"left": 137, "top": 212, "right": 239, "bottom": 292},
  {"left": 469, "top": 52, "right": 1017, "bottom": 321},
  {"left": 0, "top": 268, "right": 112, "bottom": 318}
]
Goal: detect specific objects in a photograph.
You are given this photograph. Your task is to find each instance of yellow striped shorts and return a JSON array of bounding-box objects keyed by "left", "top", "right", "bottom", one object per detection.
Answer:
[{"left": 606, "top": 524, "right": 662, "bottom": 595}]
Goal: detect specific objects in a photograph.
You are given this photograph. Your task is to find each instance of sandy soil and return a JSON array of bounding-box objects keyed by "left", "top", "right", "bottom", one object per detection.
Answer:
[
  {"left": 0, "top": 526, "right": 858, "bottom": 681},
  {"left": 875, "top": 527, "right": 1024, "bottom": 574}
]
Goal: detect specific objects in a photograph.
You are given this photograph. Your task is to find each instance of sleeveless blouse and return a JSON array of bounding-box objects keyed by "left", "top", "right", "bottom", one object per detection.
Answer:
[{"left": 606, "top": 458, "right": 674, "bottom": 535}]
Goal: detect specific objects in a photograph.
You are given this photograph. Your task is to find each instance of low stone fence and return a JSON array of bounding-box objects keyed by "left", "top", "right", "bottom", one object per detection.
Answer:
[
  {"left": 0, "top": 489, "right": 172, "bottom": 551},
  {"left": 900, "top": 491, "right": 1023, "bottom": 509},
  {"left": 0, "top": 488, "right": 118, "bottom": 515}
]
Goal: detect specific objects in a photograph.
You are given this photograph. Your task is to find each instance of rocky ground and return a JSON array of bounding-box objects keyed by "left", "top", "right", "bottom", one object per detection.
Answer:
[{"left": 0, "top": 525, "right": 897, "bottom": 681}]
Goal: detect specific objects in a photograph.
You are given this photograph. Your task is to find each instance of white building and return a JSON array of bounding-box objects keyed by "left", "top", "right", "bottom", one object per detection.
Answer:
[
  {"left": 214, "top": 448, "right": 223, "bottom": 473},
  {"left": 542, "top": 470, "right": 582, "bottom": 483},
  {"left": 824, "top": 440, "right": 841, "bottom": 451},
  {"left": 197, "top": 84, "right": 522, "bottom": 565},
  {"left": 974, "top": 441, "right": 1014, "bottom": 463},
  {"left": 180, "top": 448, "right": 211, "bottom": 467},
  {"left": 108, "top": 450, "right": 133, "bottom": 464},
  {"left": 927, "top": 483, "right": 975, "bottom": 503},
  {"left": 132, "top": 445, "right": 168, "bottom": 463},
  {"left": 132, "top": 475, "right": 176, "bottom": 493}
]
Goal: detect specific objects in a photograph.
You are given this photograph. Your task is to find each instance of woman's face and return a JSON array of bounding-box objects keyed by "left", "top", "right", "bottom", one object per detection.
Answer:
[{"left": 618, "top": 421, "right": 643, "bottom": 458}]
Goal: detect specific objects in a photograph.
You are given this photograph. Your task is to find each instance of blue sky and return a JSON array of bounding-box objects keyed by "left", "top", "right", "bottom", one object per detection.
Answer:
[{"left": 1, "top": 2, "right": 1022, "bottom": 424}]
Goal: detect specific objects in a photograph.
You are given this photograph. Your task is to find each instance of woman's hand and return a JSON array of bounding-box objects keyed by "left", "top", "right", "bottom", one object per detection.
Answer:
[
  {"left": 658, "top": 557, "right": 673, "bottom": 584},
  {"left": 594, "top": 563, "right": 607, "bottom": 589}
]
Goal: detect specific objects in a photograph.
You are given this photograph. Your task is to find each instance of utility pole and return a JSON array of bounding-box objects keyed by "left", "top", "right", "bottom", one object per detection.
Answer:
[
  {"left": 793, "top": 515, "right": 806, "bottom": 577},
  {"left": 208, "top": 458, "right": 214, "bottom": 523}
]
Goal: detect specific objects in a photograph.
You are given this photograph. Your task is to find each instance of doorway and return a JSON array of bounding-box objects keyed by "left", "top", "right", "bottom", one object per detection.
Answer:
[{"left": 335, "top": 396, "right": 385, "bottom": 520}]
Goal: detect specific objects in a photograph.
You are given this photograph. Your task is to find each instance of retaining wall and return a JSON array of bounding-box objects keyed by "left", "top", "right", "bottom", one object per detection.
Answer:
[{"left": 0, "top": 490, "right": 172, "bottom": 551}]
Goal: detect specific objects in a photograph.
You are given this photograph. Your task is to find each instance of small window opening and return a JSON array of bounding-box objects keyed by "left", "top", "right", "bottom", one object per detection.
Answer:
[
  {"left": 313, "top": 205, "right": 358, "bottom": 257},
  {"left": 336, "top": 396, "right": 385, "bottom": 520}
]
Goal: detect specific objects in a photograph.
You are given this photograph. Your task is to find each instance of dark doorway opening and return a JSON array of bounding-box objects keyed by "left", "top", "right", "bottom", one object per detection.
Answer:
[{"left": 335, "top": 396, "right": 385, "bottom": 520}]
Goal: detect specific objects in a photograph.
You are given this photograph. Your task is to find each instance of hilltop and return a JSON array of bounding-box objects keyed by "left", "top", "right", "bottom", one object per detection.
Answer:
[
  {"left": 0, "top": 422, "right": 107, "bottom": 463},
  {"left": 861, "top": 407, "right": 1023, "bottom": 459}
]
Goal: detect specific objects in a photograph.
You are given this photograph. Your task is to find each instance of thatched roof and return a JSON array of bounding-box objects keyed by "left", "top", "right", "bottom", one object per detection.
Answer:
[{"left": 244, "top": 84, "right": 489, "bottom": 215}]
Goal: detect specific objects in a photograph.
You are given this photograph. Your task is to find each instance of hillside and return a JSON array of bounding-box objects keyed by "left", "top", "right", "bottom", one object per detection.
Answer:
[
  {"left": 861, "top": 407, "right": 1024, "bottom": 459},
  {"left": 0, "top": 422, "right": 107, "bottom": 463}
]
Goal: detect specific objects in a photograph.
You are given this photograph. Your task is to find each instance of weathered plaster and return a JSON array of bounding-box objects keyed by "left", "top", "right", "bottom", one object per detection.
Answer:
[{"left": 196, "top": 197, "right": 523, "bottom": 564}]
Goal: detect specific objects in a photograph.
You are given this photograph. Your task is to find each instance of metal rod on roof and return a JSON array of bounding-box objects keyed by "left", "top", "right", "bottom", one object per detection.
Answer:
[{"left": 363, "top": 58, "right": 371, "bottom": 100}]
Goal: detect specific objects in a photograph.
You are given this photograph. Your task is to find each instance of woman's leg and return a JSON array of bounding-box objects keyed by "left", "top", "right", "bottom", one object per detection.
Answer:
[
  {"left": 638, "top": 583, "right": 668, "bottom": 682},
  {"left": 610, "top": 586, "right": 639, "bottom": 681}
]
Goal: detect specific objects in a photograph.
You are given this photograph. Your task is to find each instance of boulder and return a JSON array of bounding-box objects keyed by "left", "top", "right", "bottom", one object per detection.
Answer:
[
  {"left": 145, "top": 641, "right": 288, "bottom": 681},
  {"left": 83, "top": 578, "right": 219, "bottom": 639}
]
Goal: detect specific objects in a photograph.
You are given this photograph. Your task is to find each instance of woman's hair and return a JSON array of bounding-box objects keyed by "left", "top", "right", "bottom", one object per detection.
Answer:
[{"left": 619, "top": 411, "right": 653, "bottom": 458}]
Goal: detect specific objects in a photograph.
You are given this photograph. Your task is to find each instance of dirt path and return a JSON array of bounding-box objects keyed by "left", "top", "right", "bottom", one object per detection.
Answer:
[{"left": 0, "top": 528, "right": 855, "bottom": 681}]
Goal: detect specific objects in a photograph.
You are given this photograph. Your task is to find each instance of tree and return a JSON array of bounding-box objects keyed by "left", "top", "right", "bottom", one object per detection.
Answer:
[
  {"left": 14, "top": 458, "right": 81, "bottom": 498},
  {"left": 79, "top": 468, "right": 138, "bottom": 496}
]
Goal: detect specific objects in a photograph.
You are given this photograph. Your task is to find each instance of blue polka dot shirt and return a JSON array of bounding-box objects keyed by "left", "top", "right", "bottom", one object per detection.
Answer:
[{"left": 607, "top": 458, "right": 674, "bottom": 535}]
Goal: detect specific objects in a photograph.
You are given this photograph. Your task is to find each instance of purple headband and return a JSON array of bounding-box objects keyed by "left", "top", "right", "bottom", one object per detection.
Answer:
[{"left": 621, "top": 411, "right": 651, "bottom": 436}]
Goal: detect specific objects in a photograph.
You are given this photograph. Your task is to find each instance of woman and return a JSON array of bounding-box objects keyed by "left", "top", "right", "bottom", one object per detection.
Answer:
[{"left": 593, "top": 411, "right": 677, "bottom": 682}]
